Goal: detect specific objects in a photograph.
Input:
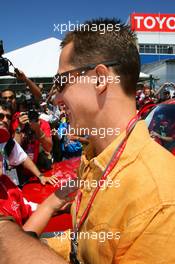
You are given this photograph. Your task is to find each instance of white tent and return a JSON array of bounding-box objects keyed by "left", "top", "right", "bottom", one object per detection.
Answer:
[
  {"left": 3, "top": 38, "right": 61, "bottom": 78},
  {"left": 139, "top": 72, "right": 150, "bottom": 79}
]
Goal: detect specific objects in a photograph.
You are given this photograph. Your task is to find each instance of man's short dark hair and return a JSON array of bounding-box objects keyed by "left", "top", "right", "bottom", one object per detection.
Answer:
[
  {"left": 0, "top": 87, "right": 16, "bottom": 98},
  {"left": 61, "top": 18, "right": 140, "bottom": 96}
]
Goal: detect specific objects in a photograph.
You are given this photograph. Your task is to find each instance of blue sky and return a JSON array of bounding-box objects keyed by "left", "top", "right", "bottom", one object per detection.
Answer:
[{"left": 1, "top": 0, "right": 175, "bottom": 52}]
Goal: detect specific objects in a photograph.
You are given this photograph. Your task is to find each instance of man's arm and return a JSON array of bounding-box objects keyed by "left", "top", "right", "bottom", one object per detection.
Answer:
[
  {"left": 46, "top": 84, "right": 57, "bottom": 103},
  {"left": 30, "top": 121, "right": 53, "bottom": 153},
  {"left": 0, "top": 221, "right": 67, "bottom": 264},
  {"left": 23, "top": 182, "right": 77, "bottom": 235},
  {"left": 22, "top": 156, "right": 41, "bottom": 177},
  {"left": 15, "top": 69, "right": 41, "bottom": 100},
  {"left": 154, "top": 83, "right": 168, "bottom": 96},
  {"left": 9, "top": 140, "right": 57, "bottom": 186},
  {"left": 22, "top": 156, "right": 58, "bottom": 185}
]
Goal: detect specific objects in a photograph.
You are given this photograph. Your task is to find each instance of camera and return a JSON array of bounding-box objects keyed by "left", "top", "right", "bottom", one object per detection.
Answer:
[
  {"left": 25, "top": 98, "right": 39, "bottom": 123},
  {"left": 19, "top": 98, "right": 40, "bottom": 137},
  {"left": 20, "top": 110, "right": 39, "bottom": 123},
  {"left": 0, "top": 40, "right": 10, "bottom": 76},
  {"left": 28, "top": 109, "right": 39, "bottom": 123}
]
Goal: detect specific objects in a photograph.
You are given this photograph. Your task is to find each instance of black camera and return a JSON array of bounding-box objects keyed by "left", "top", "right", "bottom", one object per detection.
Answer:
[
  {"left": 21, "top": 109, "right": 39, "bottom": 137},
  {"left": 20, "top": 110, "right": 39, "bottom": 123},
  {"left": 28, "top": 109, "right": 39, "bottom": 123},
  {"left": 0, "top": 40, "right": 10, "bottom": 76},
  {"left": 18, "top": 97, "right": 40, "bottom": 124},
  {"left": 25, "top": 99, "right": 39, "bottom": 123}
]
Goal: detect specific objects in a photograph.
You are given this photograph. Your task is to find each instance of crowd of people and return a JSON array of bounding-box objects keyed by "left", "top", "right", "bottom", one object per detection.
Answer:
[
  {"left": 0, "top": 17, "right": 175, "bottom": 264},
  {"left": 136, "top": 82, "right": 175, "bottom": 110},
  {"left": 0, "top": 75, "right": 90, "bottom": 186}
]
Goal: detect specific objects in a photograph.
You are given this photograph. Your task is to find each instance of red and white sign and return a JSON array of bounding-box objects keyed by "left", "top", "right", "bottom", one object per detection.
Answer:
[{"left": 131, "top": 13, "right": 175, "bottom": 32}]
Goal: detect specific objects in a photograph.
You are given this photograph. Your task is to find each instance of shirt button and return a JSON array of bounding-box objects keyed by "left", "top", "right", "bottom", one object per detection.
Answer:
[{"left": 86, "top": 186, "right": 92, "bottom": 192}]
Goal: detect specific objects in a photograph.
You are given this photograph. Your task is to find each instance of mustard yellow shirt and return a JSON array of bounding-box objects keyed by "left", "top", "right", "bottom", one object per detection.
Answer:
[{"left": 49, "top": 120, "right": 175, "bottom": 264}]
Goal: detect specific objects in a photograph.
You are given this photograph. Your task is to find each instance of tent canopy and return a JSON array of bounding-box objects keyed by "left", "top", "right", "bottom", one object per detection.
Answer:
[
  {"left": 3, "top": 38, "right": 61, "bottom": 78},
  {"left": 139, "top": 72, "right": 150, "bottom": 79}
]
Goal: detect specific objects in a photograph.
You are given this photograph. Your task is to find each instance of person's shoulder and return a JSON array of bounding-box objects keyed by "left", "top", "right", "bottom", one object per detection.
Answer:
[
  {"left": 139, "top": 139, "right": 175, "bottom": 200},
  {"left": 141, "top": 138, "right": 175, "bottom": 168},
  {"left": 39, "top": 118, "right": 50, "bottom": 129},
  {"left": 39, "top": 118, "right": 51, "bottom": 136},
  {"left": 39, "top": 113, "right": 50, "bottom": 122},
  {"left": 108, "top": 140, "right": 175, "bottom": 224}
]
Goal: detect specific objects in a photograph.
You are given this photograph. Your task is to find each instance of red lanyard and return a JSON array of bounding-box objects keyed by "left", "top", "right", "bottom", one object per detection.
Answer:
[{"left": 74, "top": 115, "right": 139, "bottom": 232}]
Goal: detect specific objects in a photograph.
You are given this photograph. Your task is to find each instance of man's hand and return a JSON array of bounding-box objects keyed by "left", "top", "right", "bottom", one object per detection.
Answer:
[
  {"left": 19, "top": 112, "right": 29, "bottom": 126},
  {"left": 19, "top": 115, "right": 42, "bottom": 137},
  {"left": 51, "top": 128, "right": 57, "bottom": 136},
  {"left": 150, "top": 131, "right": 161, "bottom": 139},
  {"left": 23, "top": 179, "right": 78, "bottom": 236},
  {"left": 40, "top": 175, "right": 58, "bottom": 186},
  {"left": 15, "top": 69, "right": 27, "bottom": 82},
  {"left": 45, "top": 179, "right": 79, "bottom": 213},
  {"left": 67, "top": 134, "right": 79, "bottom": 141}
]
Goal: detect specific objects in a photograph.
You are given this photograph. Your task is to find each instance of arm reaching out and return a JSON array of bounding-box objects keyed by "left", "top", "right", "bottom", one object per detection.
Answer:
[
  {"left": 15, "top": 68, "right": 41, "bottom": 100},
  {"left": 0, "top": 220, "right": 68, "bottom": 264},
  {"left": 23, "top": 179, "right": 78, "bottom": 235}
]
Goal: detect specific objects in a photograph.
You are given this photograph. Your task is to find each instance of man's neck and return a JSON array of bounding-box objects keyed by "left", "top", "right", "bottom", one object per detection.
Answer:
[{"left": 89, "top": 107, "right": 137, "bottom": 157}]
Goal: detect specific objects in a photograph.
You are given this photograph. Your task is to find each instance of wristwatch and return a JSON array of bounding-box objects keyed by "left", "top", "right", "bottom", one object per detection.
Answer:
[
  {"left": 15, "top": 127, "right": 22, "bottom": 134},
  {"left": 25, "top": 231, "right": 39, "bottom": 239},
  {"left": 38, "top": 173, "right": 44, "bottom": 180},
  {"left": 0, "top": 215, "right": 15, "bottom": 222}
]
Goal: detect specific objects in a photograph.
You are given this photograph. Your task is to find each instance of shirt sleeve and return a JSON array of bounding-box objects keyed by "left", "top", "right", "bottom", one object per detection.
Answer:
[
  {"left": 8, "top": 140, "right": 27, "bottom": 166},
  {"left": 39, "top": 119, "right": 51, "bottom": 137}
]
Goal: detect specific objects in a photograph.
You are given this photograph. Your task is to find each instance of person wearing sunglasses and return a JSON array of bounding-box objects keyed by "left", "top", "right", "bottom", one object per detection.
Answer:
[
  {"left": 0, "top": 100, "right": 57, "bottom": 186},
  {"left": 1, "top": 69, "right": 42, "bottom": 105},
  {"left": 1, "top": 88, "right": 17, "bottom": 113},
  {"left": 1, "top": 17, "right": 175, "bottom": 264},
  {"left": 1, "top": 68, "right": 42, "bottom": 133},
  {"left": 51, "top": 18, "right": 175, "bottom": 264}
]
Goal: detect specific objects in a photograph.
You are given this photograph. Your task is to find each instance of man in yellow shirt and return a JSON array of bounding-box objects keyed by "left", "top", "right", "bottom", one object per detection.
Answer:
[{"left": 0, "top": 18, "right": 175, "bottom": 264}]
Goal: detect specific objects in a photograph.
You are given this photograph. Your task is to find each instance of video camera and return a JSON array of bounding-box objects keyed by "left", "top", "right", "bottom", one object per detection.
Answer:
[{"left": 0, "top": 40, "right": 13, "bottom": 76}]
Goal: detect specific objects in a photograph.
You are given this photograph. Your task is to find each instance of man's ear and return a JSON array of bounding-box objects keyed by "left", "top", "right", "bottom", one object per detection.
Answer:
[{"left": 94, "top": 65, "right": 109, "bottom": 95}]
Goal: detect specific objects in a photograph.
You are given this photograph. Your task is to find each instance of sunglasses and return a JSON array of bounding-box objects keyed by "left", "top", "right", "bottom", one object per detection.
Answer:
[
  {"left": 0, "top": 113, "right": 12, "bottom": 121},
  {"left": 2, "top": 95, "right": 15, "bottom": 100},
  {"left": 53, "top": 60, "right": 119, "bottom": 93}
]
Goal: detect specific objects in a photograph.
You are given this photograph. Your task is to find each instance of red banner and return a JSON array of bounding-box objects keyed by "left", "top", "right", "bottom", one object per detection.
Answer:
[{"left": 131, "top": 13, "right": 175, "bottom": 32}]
